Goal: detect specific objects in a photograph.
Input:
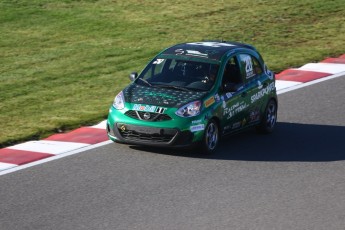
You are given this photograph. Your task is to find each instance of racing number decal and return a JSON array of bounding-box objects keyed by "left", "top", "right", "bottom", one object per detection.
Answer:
[
  {"left": 244, "top": 56, "right": 253, "bottom": 77},
  {"left": 239, "top": 54, "right": 255, "bottom": 79}
]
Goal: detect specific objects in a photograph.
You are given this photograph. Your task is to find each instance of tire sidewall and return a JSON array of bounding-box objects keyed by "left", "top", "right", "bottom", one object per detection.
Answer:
[
  {"left": 259, "top": 99, "right": 277, "bottom": 133},
  {"left": 201, "top": 119, "right": 219, "bottom": 153}
]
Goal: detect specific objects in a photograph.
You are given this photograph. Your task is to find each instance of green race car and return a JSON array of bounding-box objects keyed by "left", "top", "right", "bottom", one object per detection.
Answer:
[{"left": 107, "top": 41, "right": 277, "bottom": 153}]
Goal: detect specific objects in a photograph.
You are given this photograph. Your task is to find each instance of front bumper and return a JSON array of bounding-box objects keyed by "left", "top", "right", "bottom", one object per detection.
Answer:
[
  {"left": 107, "top": 122, "right": 195, "bottom": 147},
  {"left": 106, "top": 106, "right": 206, "bottom": 148}
]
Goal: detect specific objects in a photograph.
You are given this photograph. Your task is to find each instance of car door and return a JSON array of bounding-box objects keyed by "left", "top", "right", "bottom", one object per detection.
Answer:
[
  {"left": 237, "top": 53, "right": 266, "bottom": 127},
  {"left": 219, "top": 55, "right": 249, "bottom": 134}
]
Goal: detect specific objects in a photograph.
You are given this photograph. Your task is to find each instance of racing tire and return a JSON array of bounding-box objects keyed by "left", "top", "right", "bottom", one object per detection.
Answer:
[
  {"left": 201, "top": 119, "right": 219, "bottom": 154},
  {"left": 257, "top": 99, "right": 277, "bottom": 134}
]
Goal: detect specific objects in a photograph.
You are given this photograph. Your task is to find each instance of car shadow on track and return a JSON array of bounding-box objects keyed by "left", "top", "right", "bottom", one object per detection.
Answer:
[{"left": 129, "top": 122, "right": 345, "bottom": 162}]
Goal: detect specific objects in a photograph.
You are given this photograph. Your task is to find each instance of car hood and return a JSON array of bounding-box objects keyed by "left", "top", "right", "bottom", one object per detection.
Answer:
[{"left": 123, "top": 84, "right": 207, "bottom": 108}]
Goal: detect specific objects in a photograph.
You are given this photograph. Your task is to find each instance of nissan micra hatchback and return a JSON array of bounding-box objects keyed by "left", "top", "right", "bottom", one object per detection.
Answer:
[{"left": 107, "top": 41, "right": 277, "bottom": 153}]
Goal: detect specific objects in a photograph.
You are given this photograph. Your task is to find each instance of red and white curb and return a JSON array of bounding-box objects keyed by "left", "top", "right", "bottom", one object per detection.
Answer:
[
  {"left": 0, "top": 121, "right": 110, "bottom": 172},
  {"left": 275, "top": 54, "right": 345, "bottom": 92},
  {"left": 1, "top": 54, "right": 345, "bottom": 174}
]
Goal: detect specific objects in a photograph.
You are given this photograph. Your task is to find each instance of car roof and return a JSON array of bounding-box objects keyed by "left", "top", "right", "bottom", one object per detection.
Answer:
[{"left": 161, "top": 41, "right": 256, "bottom": 62}]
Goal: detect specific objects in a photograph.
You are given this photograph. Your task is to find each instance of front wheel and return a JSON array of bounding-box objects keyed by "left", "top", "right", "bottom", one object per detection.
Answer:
[
  {"left": 201, "top": 119, "right": 219, "bottom": 153},
  {"left": 257, "top": 99, "right": 277, "bottom": 134}
]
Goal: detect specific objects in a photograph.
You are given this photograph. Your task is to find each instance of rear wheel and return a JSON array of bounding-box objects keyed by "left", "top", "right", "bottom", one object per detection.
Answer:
[
  {"left": 201, "top": 119, "right": 219, "bottom": 153},
  {"left": 257, "top": 99, "right": 277, "bottom": 134}
]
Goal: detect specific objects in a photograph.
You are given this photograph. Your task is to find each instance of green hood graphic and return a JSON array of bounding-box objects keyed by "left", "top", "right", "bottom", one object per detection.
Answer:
[{"left": 123, "top": 84, "right": 207, "bottom": 107}]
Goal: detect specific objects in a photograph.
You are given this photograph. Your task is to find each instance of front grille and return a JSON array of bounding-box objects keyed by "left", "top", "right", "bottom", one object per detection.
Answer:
[
  {"left": 125, "top": 110, "right": 172, "bottom": 121},
  {"left": 116, "top": 123, "right": 177, "bottom": 143}
]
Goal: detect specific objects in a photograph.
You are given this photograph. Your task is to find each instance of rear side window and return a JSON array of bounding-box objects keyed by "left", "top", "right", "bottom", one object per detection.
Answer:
[{"left": 238, "top": 54, "right": 263, "bottom": 81}]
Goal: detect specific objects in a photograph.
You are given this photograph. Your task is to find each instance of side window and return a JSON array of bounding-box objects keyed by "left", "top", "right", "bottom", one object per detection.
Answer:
[
  {"left": 222, "top": 56, "right": 243, "bottom": 87},
  {"left": 238, "top": 54, "right": 263, "bottom": 81},
  {"left": 252, "top": 57, "right": 263, "bottom": 75}
]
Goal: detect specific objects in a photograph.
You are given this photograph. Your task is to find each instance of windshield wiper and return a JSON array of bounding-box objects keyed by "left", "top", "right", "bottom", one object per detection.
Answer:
[
  {"left": 155, "top": 84, "right": 190, "bottom": 92},
  {"left": 136, "top": 78, "right": 152, "bottom": 87}
]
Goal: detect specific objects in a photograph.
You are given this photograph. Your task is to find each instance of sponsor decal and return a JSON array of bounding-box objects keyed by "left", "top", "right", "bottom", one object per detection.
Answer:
[
  {"left": 251, "top": 82, "right": 275, "bottom": 103},
  {"left": 204, "top": 96, "right": 215, "bottom": 108},
  {"left": 226, "top": 92, "right": 233, "bottom": 99},
  {"left": 222, "top": 100, "right": 226, "bottom": 108},
  {"left": 257, "top": 80, "right": 263, "bottom": 89},
  {"left": 153, "top": 59, "right": 165, "bottom": 65},
  {"left": 133, "top": 104, "right": 156, "bottom": 112},
  {"left": 155, "top": 107, "right": 167, "bottom": 114},
  {"left": 223, "top": 101, "right": 249, "bottom": 120},
  {"left": 190, "top": 124, "right": 205, "bottom": 132},
  {"left": 232, "top": 122, "right": 241, "bottom": 129},
  {"left": 192, "top": 119, "right": 202, "bottom": 124},
  {"left": 187, "top": 42, "right": 235, "bottom": 48},
  {"left": 237, "top": 85, "right": 244, "bottom": 91},
  {"left": 214, "top": 94, "right": 220, "bottom": 102},
  {"left": 222, "top": 92, "right": 235, "bottom": 105},
  {"left": 249, "top": 109, "right": 260, "bottom": 122},
  {"left": 224, "top": 125, "right": 231, "bottom": 131},
  {"left": 175, "top": 49, "right": 184, "bottom": 55},
  {"left": 133, "top": 104, "right": 166, "bottom": 114},
  {"left": 172, "top": 49, "right": 210, "bottom": 57},
  {"left": 186, "top": 50, "right": 208, "bottom": 58}
]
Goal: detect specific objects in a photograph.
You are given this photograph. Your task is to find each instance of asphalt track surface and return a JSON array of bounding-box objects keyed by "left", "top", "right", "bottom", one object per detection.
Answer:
[{"left": 1, "top": 77, "right": 345, "bottom": 230}]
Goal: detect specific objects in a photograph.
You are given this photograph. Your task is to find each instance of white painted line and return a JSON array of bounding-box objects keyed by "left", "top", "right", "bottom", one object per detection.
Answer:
[
  {"left": 0, "top": 140, "right": 112, "bottom": 176},
  {"left": 276, "top": 80, "right": 302, "bottom": 91},
  {"left": 7, "top": 140, "right": 89, "bottom": 155},
  {"left": 278, "top": 70, "right": 345, "bottom": 95},
  {"left": 298, "top": 63, "right": 345, "bottom": 74},
  {"left": 91, "top": 120, "right": 107, "bottom": 129},
  {"left": 0, "top": 162, "right": 17, "bottom": 171}
]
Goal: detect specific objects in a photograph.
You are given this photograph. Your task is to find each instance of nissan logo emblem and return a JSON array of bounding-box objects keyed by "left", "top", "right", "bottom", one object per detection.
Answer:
[{"left": 143, "top": 112, "right": 151, "bottom": 120}]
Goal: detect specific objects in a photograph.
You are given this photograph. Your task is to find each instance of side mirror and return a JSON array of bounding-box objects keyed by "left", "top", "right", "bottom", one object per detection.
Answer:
[
  {"left": 129, "top": 72, "right": 138, "bottom": 81},
  {"left": 223, "top": 83, "right": 238, "bottom": 92}
]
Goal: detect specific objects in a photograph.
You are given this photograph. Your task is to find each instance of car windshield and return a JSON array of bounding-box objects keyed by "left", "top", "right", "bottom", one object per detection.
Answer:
[{"left": 136, "top": 58, "right": 219, "bottom": 91}]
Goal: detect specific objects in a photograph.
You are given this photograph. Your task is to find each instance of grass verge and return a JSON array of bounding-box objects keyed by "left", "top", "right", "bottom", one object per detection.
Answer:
[{"left": 0, "top": 0, "right": 344, "bottom": 147}]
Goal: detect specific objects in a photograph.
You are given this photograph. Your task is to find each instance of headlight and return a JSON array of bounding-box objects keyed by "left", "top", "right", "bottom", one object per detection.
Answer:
[
  {"left": 112, "top": 91, "right": 125, "bottom": 110},
  {"left": 175, "top": 100, "right": 201, "bottom": 117}
]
